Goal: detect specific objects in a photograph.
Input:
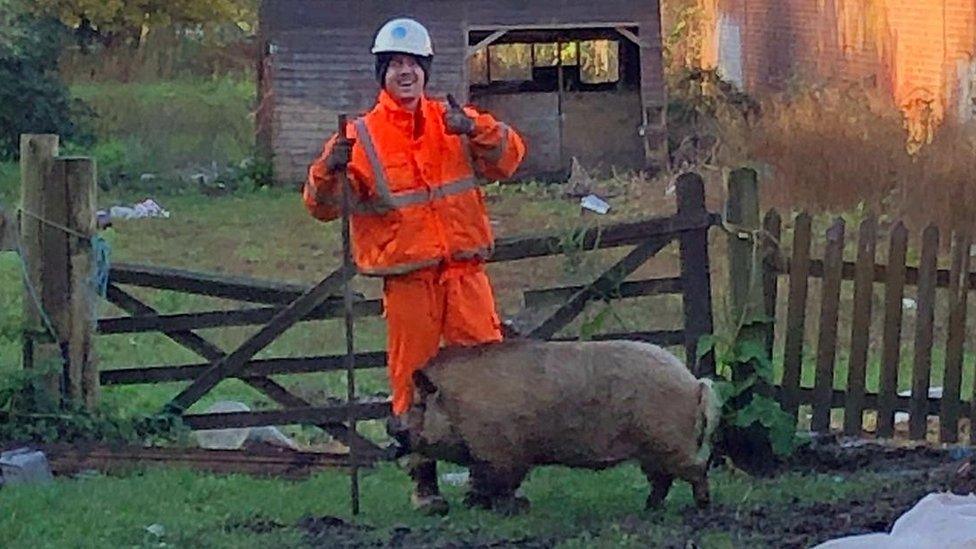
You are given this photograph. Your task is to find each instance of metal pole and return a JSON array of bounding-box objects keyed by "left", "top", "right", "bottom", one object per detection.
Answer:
[{"left": 337, "top": 114, "right": 360, "bottom": 516}]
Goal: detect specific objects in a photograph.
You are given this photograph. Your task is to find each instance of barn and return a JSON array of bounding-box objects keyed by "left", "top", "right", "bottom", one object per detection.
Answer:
[{"left": 257, "top": 0, "right": 668, "bottom": 184}]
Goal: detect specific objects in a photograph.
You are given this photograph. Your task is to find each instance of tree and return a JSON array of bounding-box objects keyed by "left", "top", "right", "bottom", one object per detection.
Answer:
[
  {"left": 0, "top": 0, "right": 85, "bottom": 160},
  {"left": 28, "top": 0, "right": 257, "bottom": 48}
]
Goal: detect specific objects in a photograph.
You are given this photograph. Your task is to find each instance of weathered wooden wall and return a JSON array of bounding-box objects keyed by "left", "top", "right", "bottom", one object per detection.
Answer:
[{"left": 258, "top": 0, "right": 664, "bottom": 184}]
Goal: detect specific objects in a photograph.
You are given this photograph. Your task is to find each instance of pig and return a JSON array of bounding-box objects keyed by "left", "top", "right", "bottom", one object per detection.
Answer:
[{"left": 399, "top": 339, "right": 722, "bottom": 513}]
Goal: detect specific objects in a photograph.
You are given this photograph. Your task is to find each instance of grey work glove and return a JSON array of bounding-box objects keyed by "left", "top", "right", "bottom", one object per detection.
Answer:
[
  {"left": 325, "top": 137, "right": 354, "bottom": 173},
  {"left": 444, "top": 94, "right": 476, "bottom": 136}
]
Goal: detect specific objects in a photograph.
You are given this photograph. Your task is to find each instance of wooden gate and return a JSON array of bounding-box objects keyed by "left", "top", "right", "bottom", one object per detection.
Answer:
[{"left": 92, "top": 173, "right": 718, "bottom": 451}]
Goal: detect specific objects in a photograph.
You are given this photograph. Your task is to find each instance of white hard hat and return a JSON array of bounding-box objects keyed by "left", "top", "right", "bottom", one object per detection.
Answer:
[{"left": 372, "top": 18, "right": 434, "bottom": 57}]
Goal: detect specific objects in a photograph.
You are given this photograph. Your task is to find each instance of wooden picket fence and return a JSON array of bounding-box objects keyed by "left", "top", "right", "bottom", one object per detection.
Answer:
[{"left": 766, "top": 211, "right": 975, "bottom": 444}]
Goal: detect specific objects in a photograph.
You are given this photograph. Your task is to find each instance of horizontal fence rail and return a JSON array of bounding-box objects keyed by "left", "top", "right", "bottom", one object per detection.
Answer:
[{"left": 770, "top": 211, "right": 975, "bottom": 444}]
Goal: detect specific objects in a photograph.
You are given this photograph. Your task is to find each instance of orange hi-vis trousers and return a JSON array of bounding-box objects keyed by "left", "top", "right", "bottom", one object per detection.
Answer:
[{"left": 384, "top": 260, "right": 503, "bottom": 415}]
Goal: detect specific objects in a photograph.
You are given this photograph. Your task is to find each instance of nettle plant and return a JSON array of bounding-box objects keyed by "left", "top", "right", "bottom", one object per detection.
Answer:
[{"left": 697, "top": 319, "right": 807, "bottom": 457}]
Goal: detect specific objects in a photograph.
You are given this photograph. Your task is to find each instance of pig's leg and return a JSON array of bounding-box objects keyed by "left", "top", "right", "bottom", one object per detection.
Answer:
[
  {"left": 463, "top": 463, "right": 494, "bottom": 510},
  {"left": 689, "top": 467, "right": 710, "bottom": 509},
  {"left": 641, "top": 462, "right": 673, "bottom": 510},
  {"left": 465, "top": 463, "right": 529, "bottom": 515},
  {"left": 408, "top": 455, "right": 449, "bottom": 516}
]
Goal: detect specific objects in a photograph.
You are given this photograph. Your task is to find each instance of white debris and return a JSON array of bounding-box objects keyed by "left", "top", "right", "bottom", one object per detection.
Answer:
[
  {"left": 893, "top": 387, "right": 943, "bottom": 426},
  {"left": 897, "top": 387, "right": 943, "bottom": 399},
  {"left": 248, "top": 426, "right": 302, "bottom": 451},
  {"left": 193, "top": 401, "right": 301, "bottom": 451},
  {"left": 581, "top": 194, "right": 611, "bottom": 215},
  {"left": 440, "top": 471, "right": 470, "bottom": 487},
  {"left": 0, "top": 447, "right": 53, "bottom": 486},
  {"left": 902, "top": 298, "right": 917, "bottom": 310},
  {"left": 107, "top": 198, "right": 170, "bottom": 221},
  {"left": 813, "top": 492, "right": 976, "bottom": 548}
]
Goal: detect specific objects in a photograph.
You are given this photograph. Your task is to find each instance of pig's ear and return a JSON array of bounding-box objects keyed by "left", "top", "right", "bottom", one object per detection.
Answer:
[{"left": 413, "top": 369, "right": 438, "bottom": 397}]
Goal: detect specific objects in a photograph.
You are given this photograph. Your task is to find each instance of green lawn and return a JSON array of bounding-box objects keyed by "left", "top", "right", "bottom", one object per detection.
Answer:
[{"left": 0, "top": 460, "right": 902, "bottom": 548}]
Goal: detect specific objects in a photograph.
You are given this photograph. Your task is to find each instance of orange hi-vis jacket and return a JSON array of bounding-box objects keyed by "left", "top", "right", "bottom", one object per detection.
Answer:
[{"left": 304, "top": 90, "right": 526, "bottom": 275}]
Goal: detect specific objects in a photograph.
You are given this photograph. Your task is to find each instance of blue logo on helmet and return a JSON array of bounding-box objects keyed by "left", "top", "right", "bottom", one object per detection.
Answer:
[{"left": 392, "top": 26, "right": 407, "bottom": 39}]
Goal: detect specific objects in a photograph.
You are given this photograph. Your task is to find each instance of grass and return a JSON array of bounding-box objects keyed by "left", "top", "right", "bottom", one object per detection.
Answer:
[
  {"left": 0, "top": 460, "right": 900, "bottom": 548},
  {"left": 61, "top": 78, "right": 255, "bottom": 195}
]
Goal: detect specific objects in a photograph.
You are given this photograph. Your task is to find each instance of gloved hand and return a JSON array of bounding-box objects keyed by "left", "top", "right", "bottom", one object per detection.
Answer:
[
  {"left": 325, "top": 137, "right": 354, "bottom": 173},
  {"left": 444, "top": 94, "right": 475, "bottom": 136}
]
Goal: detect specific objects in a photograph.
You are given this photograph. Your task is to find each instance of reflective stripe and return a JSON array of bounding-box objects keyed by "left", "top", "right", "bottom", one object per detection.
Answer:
[
  {"left": 386, "top": 177, "right": 478, "bottom": 208},
  {"left": 359, "top": 247, "right": 492, "bottom": 277},
  {"left": 354, "top": 118, "right": 396, "bottom": 212},
  {"left": 356, "top": 116, "right": 482, "bottom": 212},
  {"left": 358, "top": 258, "right": 441, "bottom": 277}
]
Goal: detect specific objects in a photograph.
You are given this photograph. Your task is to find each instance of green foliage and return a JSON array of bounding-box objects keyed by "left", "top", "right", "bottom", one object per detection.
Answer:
[
  {"left": 0, "top": 367, "right": 189, "bottom": 445},
  {"left": 212, "top": 156, "right": 275, "bottom": 193},
  {"left": 69, "top": 78, "right": 254, "bottom": 186},
  {"left": 698, "top": 322, "right": 806, "bottom": 457},
  {"left": 0, "top": 161, "right": 18, "bottom": 204},
  {"left": 0, "top": 1, "right": 91, "bottom": 160},
  {"left": 28, "top": 0, "right": 257, "bottom": 47}
]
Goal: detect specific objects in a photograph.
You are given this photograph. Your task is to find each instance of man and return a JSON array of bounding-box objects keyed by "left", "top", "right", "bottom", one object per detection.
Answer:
[{"left": 303, "top": 17, "right": 526, "bottom": 514}]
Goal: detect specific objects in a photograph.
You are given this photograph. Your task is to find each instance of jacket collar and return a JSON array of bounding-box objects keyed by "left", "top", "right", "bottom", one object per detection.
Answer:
[{"left": 375, "top": 89, "right": 432, "bottom": 139}]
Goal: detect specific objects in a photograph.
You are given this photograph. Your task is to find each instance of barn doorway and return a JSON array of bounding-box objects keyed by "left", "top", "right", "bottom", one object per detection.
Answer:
[{"left": 466, "top": 25, "right": 645, "bottom": 180}]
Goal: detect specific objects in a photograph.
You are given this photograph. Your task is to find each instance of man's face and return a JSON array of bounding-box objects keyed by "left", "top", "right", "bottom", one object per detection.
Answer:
[{"left": 384, "top": 54, "right": 425, "bottom": 106}]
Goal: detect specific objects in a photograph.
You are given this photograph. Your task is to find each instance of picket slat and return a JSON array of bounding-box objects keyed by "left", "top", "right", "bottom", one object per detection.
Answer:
[
  {"left": 782, "top": 212, "right": 812, "bottom": 420},
  {"left": 941, "top": 232, "right": 970, "bottom": 443},
  {"left": 909, "top": 225, "right": 939, "bottom": 440},
  {"left": 763, "top": 210, "right": 782, "bottom": 364},
  {"left": 877, "top": 222, "right": 908, "bottom": 438},
  {"left": 844, "top": 216, "right": 877, "bottom": 435},
  {"left": 813, "top": 218, "right": 845, "bottom": 432}
]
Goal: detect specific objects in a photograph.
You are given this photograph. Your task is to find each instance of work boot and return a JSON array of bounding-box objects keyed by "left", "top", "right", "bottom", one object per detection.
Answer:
[{"left": 408, "top": 456, "right": 448, "bottom": 516}]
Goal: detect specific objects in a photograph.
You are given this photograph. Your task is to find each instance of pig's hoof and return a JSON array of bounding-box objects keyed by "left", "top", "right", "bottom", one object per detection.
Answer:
[
  {"left": 644, "top": 496, "right": 666, "bottom": 511},
  {"left": 463, "top": 491, "right": 493, "bottom": 510},
  {"left": 492, "top": 495, "right": 530, "bottom": 517},
  {"left": 411, "top": 493, "right": 449, "bottom": 516}
]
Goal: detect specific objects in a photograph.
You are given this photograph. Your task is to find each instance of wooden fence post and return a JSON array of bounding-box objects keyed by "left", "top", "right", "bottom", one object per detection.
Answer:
[
  {"left": 676, "top": 172, "right": 714, "bottom": 376},
  {"left": 19, "top": 135, "right": 99, "bottom": 409},
  {"left": 726, "top": 168, "right": 770, "bottom": 357},
  {"left": 20, "top": 134, "right": 62, "bottom": 406},
  {"left": 723, "top": 167, "right": 777, "bottom": 471},
  {"left": 63, "top": 157, "right": 99, "bottom": 408}
]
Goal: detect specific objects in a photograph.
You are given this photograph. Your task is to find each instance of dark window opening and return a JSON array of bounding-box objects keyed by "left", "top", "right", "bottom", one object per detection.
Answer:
[{"left": 468, "top": 28, "right": 641, "bottom": 96}]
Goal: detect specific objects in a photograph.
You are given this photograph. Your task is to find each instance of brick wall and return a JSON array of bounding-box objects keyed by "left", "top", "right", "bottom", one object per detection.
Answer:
[{"left": 701, "top": 0, "right": 976, "bottom": 123}]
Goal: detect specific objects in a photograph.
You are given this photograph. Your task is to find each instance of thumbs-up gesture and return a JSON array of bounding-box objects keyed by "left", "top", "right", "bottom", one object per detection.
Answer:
[{"left": 444, "top": 94, "right": 475, "bottom": 136}]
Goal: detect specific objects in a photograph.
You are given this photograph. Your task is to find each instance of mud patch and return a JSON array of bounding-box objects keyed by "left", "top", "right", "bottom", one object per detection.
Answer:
[
  {"left": 297, "top": 516, "right": 554, "bottom": 548},
  {"left": 680, "top": 470, "right": 944, "bottom": 548}
]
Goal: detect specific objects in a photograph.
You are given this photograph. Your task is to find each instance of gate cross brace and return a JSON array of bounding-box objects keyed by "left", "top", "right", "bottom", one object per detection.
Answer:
[
  {"left": 105, "top": 284, "right": 380, "bottom": 454},
  {"left": 528, "top": 235, "right": 675, "bottom": 340},
  {"left": 164, "top": 267, "right": 352, "bottom": 413}
]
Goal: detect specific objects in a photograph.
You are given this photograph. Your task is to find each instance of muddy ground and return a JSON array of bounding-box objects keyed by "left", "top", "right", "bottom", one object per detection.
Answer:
[{"left": 227, "top": 442, "right": 972, "bottom": 548}]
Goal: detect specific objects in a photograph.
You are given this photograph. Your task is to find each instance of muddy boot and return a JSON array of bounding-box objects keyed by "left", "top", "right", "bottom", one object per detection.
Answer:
[{"left": 408, "top": 457, "right": 448, "bottom": 516}]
